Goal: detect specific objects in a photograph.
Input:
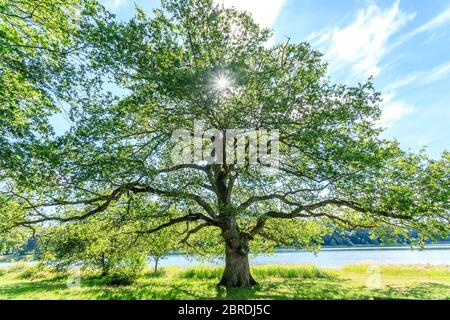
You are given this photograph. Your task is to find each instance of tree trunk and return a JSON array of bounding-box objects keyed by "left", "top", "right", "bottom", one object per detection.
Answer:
[
  {"left": 217, "top": 222, "right": 257, "bottom": 288},
  {"left": 154, "top": 257, "right": 159, "bottom": 273},
  {"left": 100, "top": 253, "right": 109, "bottom": 276}
]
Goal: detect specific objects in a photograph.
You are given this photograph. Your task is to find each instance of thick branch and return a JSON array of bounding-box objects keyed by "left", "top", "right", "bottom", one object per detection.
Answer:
[
  {"left": 154, "top": 164, "right": 207, "bottom": 175},
  {"left": 238, "top": 187, "right": 322, "bottom": 211},
  {"left": 264, "top": 198, "right": 413, "bottom": 221},
  {"left": 247, "top": 217, "right": 267, "bottom": 238},
  {"left": 179, "top": 222, "right": 211, "bottom": 244},
  {"left": 15, "top": 185, "right": 127, "bottom": 227},
  {"left": 14, "top": 180, "right": 217, "bottom": 229},
  {"left": 129, "top": 184, "right": 217, "bottom": 218},
  {"left": 137, "top": 214, "right": 206, "bottom": 235}
]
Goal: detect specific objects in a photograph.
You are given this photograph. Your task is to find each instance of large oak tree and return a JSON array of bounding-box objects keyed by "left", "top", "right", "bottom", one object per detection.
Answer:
[{"left": 2, "top": 0, "right": 449, "bottom": 287}]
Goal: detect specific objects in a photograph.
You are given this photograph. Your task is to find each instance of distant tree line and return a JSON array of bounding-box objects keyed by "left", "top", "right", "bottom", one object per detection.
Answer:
[{"left": 322, "top": 229, "right": 450, "bottom": 247}]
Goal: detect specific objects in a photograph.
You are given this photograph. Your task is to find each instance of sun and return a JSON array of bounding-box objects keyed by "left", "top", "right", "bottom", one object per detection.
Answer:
[{"left": 213, "top": 72, "right": 232, "bottom": 92}]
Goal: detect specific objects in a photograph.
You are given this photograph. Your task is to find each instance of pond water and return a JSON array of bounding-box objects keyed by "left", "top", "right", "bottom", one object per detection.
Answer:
[
  {"left": 1, "top": 245, "right": 449, "bottom": 269},
  {"left": 154, "top": 245, "right": 450, "bottom": 268}
]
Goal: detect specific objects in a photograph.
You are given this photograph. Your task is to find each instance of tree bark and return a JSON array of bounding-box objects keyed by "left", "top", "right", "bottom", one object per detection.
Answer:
[
  {"left": 217, "top": 220, "right": 257, "bottom": 288},
  {"left": 154, "top": 256, "right": 159, "bottom": 273},
  {"left": 100, "top": 253, "right": 109, "bottom": 276}
]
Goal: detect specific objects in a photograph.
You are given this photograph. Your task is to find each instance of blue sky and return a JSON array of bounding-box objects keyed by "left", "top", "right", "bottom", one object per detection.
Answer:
[{"left": 95, "top": 0, "right": 450, "bottom": 158}]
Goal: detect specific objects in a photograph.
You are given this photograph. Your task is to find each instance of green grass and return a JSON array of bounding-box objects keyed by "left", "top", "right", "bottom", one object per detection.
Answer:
[{"left": 0, "top": 263, "right": 448, "bottom": 300}]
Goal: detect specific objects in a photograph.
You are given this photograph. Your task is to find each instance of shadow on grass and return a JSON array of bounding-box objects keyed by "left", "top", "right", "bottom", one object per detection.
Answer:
[
  {"left": 0, "top": 277, "right": 67, "bottom": 299},
  {"left": 372, "top": 282, "right": 450, "bottom": 300},
  {"left": 90, "top": 277, "right": 362, "bottom": 300},
  {"left": 1, "top": 274, "right": 448, "bottom": 300},
  {"left": 214, "top": 280, "right": 363, "bottom": 300}
]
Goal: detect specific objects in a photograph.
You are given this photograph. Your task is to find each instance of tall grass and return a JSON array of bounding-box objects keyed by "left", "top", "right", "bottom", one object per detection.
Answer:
[
  {"left": 179, "top": 265, "right": 223, "bottom": 279},
  {"left": 252, "top": 265, "right": 333, "bottom": 279},
  {"left": 178, "top": 265, "right": 334, "bottom": 280}
]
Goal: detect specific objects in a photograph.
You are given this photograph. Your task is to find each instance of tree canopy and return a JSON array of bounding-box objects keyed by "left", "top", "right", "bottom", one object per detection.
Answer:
[{"left": 1, "top": 0, "right": 449, "bottom": 288}]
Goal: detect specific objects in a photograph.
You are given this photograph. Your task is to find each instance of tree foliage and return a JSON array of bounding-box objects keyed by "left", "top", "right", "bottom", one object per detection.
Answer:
[
  {"left": 40, "top": 200, "right": 179, "bottom": 277},
  {"left": 1, "top": 0, "right": 449, "bottom": 287},
  {"left": 0, "top": 0, "right": 106, "bottom": 176}
]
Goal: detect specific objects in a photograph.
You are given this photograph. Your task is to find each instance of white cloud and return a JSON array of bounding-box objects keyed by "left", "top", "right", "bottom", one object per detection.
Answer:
[
  {"left": 422, "top": 62, "right": 450, "bottom": 84},
  {"left": 377, "top": 94, "right": 415, "bottom": 128},
  {"left": 384, "top": 74, "right": 418, "bottom": 91},
  {"left": 309, "top": 1, "right": 414, "bottom": 81},
  {"left": 104, "top": 0, "right": 126, "bottom": 10},
  {"left": 385, "top": 62, "right": 450, "bottom": 91},
  {"left": 217, "top": 0, "right": 286, "bottom": 29},
  {"left": 399, "top": 7, "right": 450, "bottom": 43}
]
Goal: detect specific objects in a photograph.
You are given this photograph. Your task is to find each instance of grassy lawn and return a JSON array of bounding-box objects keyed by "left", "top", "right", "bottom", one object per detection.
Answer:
[{"left": 0, "top": 263, "right": 448, "bottom": 300}]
